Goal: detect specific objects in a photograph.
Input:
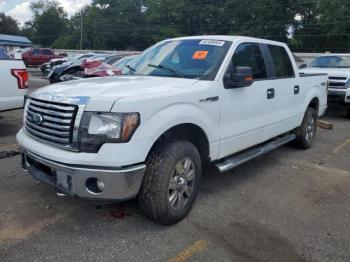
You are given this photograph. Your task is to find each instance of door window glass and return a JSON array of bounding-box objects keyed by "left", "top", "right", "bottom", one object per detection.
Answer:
[
  {"left": 42, "top": 49, "right": 53, "bottom": 55},
  {"left": 32, "top": 49, "right": 41, "bottom": 55},
  {"left": 231, "top": 43, "right": 267, "bottom": 79},
  {"left": 268, "top": 45, "right": 294, "bottom": 78}
]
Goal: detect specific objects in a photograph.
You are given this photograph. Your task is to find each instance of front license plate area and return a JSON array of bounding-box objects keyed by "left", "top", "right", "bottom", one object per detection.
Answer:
[{"left": 26, "top": 155, "right": 74, "bottom": 194}]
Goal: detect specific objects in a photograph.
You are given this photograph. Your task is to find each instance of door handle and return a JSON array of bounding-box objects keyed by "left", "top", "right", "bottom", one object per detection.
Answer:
[
  {"left": 294, "top": 85, "right": 300, "bottom": 94},
  {"left": 267, "top": 88, "right": 275, "bottom": 99}
]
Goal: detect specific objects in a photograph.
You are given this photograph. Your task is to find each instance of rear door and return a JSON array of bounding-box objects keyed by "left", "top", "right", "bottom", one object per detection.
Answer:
[
  {"left": 219, "top": 42, "right": 276, "bottom": 158},
  {"left": 263, "top": 44, "right": 300, "bottom": 131}
]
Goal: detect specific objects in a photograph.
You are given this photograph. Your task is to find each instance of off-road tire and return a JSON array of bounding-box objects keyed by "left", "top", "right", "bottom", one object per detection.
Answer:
[
  {"left": 138, "top": 140, "right": 201, "bottom": 225},
  {"left": 293, "top": 107, "right": 318, "bottom": 149}
]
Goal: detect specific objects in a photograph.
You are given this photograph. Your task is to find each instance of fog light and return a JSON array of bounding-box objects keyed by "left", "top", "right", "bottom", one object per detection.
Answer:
[{"left": 86, "top": 177, "right": 104, "bottom": 194}]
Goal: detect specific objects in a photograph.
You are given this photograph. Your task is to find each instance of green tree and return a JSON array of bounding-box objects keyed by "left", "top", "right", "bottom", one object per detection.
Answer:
[
  {"left": 0, "top": 13, "right": 20, "bottom": 35},
  {"left": 29, "top": 0, "right": 68, "bottom": 47}
]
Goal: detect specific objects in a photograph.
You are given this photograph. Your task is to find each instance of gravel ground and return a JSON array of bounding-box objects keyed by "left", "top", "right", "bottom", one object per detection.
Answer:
[{"left": 0, "top": 75, "right": 350, "bottom": 262}]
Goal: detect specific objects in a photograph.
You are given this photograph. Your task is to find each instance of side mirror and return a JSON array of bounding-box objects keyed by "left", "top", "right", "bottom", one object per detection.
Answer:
[
  {"left": 299, "top": 64, "right": 307, "bottom": 69},
  {"left": 224, "top": 66, "right": 253, "bottom": 89}
]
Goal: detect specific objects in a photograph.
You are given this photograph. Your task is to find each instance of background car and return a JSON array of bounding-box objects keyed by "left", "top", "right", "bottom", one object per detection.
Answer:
[
  {"left": 48, "top": 53, "right": 113, "bottom": 83},
  {"left": 22, "top": 48, "right": 61, "bottom": 67},
  {"left": 82, "top": 55, "right": 139, "bottom": 78}
]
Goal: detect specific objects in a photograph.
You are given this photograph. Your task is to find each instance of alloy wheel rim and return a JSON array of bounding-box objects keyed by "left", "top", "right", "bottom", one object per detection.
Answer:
[
  {"left": 168, "top": 157, "right": 195, "bottom": 211},
  {"left": 306, "top": 116, "right": 316, "bottom": 142}
]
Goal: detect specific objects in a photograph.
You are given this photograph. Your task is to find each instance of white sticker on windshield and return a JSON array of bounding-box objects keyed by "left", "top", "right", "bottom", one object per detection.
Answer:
[{"left": 199, "top": 40, "right": 225, "bottom": 46}]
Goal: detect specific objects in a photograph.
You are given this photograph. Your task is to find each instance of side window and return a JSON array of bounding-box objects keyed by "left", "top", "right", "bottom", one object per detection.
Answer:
[
  {"left": 268, "top": 45, "right": 294, "bottom": 78},
  {"left": 42, "top": 49, "right": 53, "bottom": 55},
  {"left": 32, "top": 49, "right": 41, "bottom": 55},
  {"left": 231, "top": 43, "right": 267, "bottom": 79}
]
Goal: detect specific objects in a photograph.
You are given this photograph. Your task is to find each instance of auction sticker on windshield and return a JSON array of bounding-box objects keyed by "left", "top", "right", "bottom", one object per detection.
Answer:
[
  {"left": 199, "top": 40, "right": 225, "bottom": 46},
  {"left": 193, "top": 51, "right": 209, "bottom": 60}
]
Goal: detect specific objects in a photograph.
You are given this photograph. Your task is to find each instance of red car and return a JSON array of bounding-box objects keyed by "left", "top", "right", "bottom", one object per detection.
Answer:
[{"left": 22, "top": 48, "right": 61, "bottom": 67}]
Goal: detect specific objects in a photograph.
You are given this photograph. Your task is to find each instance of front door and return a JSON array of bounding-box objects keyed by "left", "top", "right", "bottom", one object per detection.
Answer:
[{"left": 219, "top": 42, "right": 277, "bottom": 158}]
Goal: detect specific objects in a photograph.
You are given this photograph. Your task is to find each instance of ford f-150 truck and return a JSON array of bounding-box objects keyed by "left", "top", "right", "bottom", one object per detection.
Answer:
[
  {"left": 0, "top": 58, "right": 28, "bottom": 112},
  {"left": 17, "top": 36, "right": 328, "bottom": 225},
  {"left": 300, "top": 54, "right": 350, "bottom": 118}
]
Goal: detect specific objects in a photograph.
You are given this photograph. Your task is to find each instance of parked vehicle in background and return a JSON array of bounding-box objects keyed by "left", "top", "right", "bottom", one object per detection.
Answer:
[
  {"left": 18, "top": 36, "right": 327, "bottom": 225},
  {"left": 41, "top": 53, "right": 96, "bottom": 76},
  {"left": 50, "top": 53, "right": 114, "bottom": 83},
  {"left": 300, "top": 54, "right": 350, "bottom": 118},
  {"left": 22, "top": 48, "right": 61, "bottom": 67},
  {"left": 47, "top": 54, "right": 96, "bottom": 83},
  {"left": 0, "top": 58, "right": 28, "bottom": 112},
  {"left": 83, "top": 55, "right": 137, "bottom": 78}
]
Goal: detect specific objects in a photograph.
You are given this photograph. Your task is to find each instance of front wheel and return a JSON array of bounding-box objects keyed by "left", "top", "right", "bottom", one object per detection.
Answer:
[
  {"left": 138, "top": 140, "right": 201, "bottom": 225},
  {"left": 346, "top": 106, "right": 350, "bottom": 119},
  {"left": 293, "top": 107, "right": 318, "bottom": 149}
]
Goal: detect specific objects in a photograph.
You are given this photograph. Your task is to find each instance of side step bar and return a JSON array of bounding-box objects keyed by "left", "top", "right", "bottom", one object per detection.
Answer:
[{"left": 215, "top": 134, "right": 296, "bottom": 173}]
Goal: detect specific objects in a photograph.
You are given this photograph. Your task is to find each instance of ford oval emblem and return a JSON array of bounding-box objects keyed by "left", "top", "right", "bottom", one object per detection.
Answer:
[{"left": 32, "top": 113, "right": 44, "bottom": 125}]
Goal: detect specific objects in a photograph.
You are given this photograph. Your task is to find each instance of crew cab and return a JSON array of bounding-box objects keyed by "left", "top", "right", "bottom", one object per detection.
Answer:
[
  {"left": 300, "top": 54, "right": 350, "bottom": 118},
  {"left": 22, "top": 48, "right": 59, "bottom": 67},
  {"left": 0, "top": 58, "right": 28, "bottom": 112},
  {"left": 17, "top": 36, "right": 328, "bottom": 225}
]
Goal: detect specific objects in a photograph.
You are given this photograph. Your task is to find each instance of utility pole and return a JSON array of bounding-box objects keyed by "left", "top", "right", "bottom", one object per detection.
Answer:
[{"left": 80, "top": 10, "right": 83, "bottom": 50}]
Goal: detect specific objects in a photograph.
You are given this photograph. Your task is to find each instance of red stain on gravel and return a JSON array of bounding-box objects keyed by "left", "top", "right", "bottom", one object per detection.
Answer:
[{"left": 110, "top": 207, "right": 129, "bottom": 219}]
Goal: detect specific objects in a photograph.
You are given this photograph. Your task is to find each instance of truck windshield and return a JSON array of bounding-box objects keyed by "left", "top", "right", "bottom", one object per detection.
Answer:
[
  {"left": 124, "top": 39, "right": 232, "bottom": 80},
  {"left": 310, "top": 56, "right": 350, "bottom": 68}
]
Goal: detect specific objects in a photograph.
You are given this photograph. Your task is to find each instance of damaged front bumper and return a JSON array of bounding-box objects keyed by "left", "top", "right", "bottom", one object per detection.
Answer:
[{"left": 22, "top": 150, "right": 146, "bottom": 201}]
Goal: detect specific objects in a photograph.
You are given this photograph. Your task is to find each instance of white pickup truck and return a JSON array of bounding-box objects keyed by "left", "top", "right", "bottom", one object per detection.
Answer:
[
  {"left": 0, "top": 59, "right": 28, "bottom": 112},
  {"left": 300, "top": 54, "right": 350, "bottom": 118},
  {"left": 17, "top": 36, "right": 328, "bottom": 224}
]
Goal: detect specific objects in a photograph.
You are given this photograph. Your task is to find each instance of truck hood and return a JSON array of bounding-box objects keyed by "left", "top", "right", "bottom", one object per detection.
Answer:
[
  {"left": 300, "top": 68, "right": 350, "bottom": 78},
  {"left": 30, "top": 76, "right": 199, "bottom": 111}
]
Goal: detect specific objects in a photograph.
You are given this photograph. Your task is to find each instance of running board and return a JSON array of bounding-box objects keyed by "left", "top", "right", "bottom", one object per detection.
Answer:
[{"left": 215, "top": 134, "right": 296, "bottom": 173}]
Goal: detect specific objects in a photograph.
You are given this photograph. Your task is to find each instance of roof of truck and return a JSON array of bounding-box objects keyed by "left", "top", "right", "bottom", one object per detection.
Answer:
[{"left": 169, "top": 35, "right": 287, "bottom": 46}]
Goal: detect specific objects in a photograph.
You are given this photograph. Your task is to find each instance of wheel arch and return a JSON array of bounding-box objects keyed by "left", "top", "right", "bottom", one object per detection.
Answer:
[
  {"left": 147, "top": 123, "right": 211, "bottom": 163},
  {"left": 308, "top": 97, "right": 319, "bottom": 113}
]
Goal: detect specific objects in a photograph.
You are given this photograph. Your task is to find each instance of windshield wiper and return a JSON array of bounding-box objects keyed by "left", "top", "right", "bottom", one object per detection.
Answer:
[
  {"left": 148, "top": 64, "right": 185, "bottom": 78},
  {"left": 125, "top": 64, "right": 136, "bottom": 73}
]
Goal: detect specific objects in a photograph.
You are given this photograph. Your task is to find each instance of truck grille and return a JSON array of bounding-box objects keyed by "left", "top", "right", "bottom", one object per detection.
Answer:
[
  {"left": 25, "top": 98, "right": 78, "bottom": 148},
  {"left": 328, "top": 82, "right": 346, "bottom": 89},
  {"left": 329, "top": 76, "right": 347, "bottom": 81},
  {"left": 328, "top": 76, "right": 348, "bottom": 89}
]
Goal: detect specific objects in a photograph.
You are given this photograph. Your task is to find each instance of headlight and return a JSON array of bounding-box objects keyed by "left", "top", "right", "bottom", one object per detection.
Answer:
[{"left": 78, "top": 112, "right": 140, "bottom": 153}]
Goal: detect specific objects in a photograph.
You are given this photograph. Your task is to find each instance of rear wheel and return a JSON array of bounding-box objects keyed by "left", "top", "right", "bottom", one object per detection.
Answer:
[
  {"left": 293, "top": 107, "right": 318, "bottom": 149},
  {"left": 138, "top": 140, "right": 201, "bottom": 225}
]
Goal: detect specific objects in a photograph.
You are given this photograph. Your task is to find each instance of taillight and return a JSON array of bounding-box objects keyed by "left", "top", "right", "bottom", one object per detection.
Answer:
[{"left": 11, "top": 69, "right": 28, "bottom": 89}]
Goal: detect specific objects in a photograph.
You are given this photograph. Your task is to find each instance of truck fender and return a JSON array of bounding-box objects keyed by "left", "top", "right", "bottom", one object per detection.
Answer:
[
  {"left": 135, "top": 102, "right": 219, "bottom": 160},
  {"left": 303, "top": 84, "right": 322, "bottom": 115}
]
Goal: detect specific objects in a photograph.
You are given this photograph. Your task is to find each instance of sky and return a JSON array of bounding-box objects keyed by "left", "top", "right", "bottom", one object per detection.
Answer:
[{"left": 0, "top": 0, "right": 92, "bottom": 25}]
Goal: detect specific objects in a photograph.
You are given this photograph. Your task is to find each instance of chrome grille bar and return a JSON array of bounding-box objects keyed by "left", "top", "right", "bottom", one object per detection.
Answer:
[{"left": 25, "top": 98, "right": 78, "bottom": 149}]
